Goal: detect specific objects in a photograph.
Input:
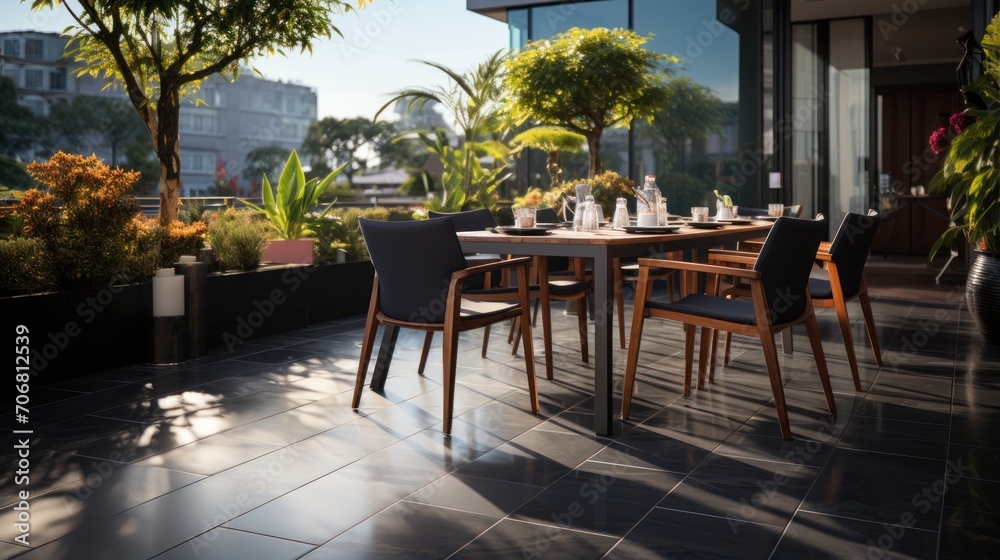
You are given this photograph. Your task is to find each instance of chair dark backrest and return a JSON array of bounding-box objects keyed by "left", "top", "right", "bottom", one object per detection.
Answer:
[
  {"left": 784, "top": 204, "right": 803, "bottom": 218},
  {"left": 738, "top": 206, "right": 769, "bottom": 218},
  {"left": 428, "top": 209, "right": 496, "bottom": 231},
  {"left": 359, "top": 218, "right": 467, "bottom": 323},
  {"left": 753, "top": 217, "right": 827, "bottom": 324},
  {"left": 536, "top": 207, "right": 560, "bottom": 224},
  {"left": 828, "top": 212, "right": 882, "bottom": 298},
  {"left": 533, "top": 207, "right": 570, "bottom": 272}
]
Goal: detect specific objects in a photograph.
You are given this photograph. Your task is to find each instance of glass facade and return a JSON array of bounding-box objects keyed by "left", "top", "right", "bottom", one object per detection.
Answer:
[
  {"left": 510, "top": 0, "right": 749, "bottom": 212},
  {"left": 632, "top": 0, "right": 741, "bottom": 213}
]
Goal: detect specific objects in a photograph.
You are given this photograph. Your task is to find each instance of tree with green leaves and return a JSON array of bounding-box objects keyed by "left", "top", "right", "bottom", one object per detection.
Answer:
[
  {"left": 375, "top": 51, "right": 511, "bottom": 211},
  {"left": 27, "top": 0, "right": 370, "bottom": 226},
  {"left": 505, "top": 27, "right": 676, "bottom": 177},
  {"left": 510, "top": 126, "right": 586, "bottom": 189},
  {"left": 301, "top": 117, "right": 396, "bottom": 188},
  {"left": 649, "top": 77, "right": 725, "bottom": 172},
  {"left": 48, "top": 95, "right": 149, "bottom": 166},
  {"left": 0, "top": 77, "right": 42, "bottom": 159}
]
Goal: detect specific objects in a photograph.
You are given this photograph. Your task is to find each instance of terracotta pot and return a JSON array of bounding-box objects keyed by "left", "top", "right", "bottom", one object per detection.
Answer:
[{"left": 264, "top": 239, "right": 315, "bottom": 265}]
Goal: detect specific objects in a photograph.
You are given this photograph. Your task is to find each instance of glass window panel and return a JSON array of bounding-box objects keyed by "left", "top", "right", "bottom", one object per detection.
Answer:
[
  {"left": 828, "top": 18, "right": 870, "bottom": 238},
  {"left": 509, "top": 8, "right": 528, "bottom": 49},
  {"left": 49, "top": 68, "right": 67, "bottom": 90},
  {"left": 25, "top": 39, "right": 43, "bottom": 59},
  {"left": 791, "top": 24, "right": 822, "bottom": 221},
  {"left": 632, "top": 0, "right": 741, "bottom": 213},
  {"left": 530, "top": 0, "right": 627, "bottom": 39},
  {"left": 25, "top": 69, "right": 43, "bottom": 89},
  {"left": 3, "top": 39, "right": 20, "bottom": 57}
]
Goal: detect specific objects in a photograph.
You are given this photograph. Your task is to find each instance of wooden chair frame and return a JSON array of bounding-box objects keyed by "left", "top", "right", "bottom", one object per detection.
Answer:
[
  {"left": 622, "top": 257, "right": 836, "bottom": 440},
  {"left": 353, "top": 257, "right": 539, "bottom": 435}
]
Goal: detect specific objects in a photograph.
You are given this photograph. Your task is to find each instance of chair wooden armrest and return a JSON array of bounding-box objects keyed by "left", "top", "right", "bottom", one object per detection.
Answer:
[
  {"left": 452, "top": 256, "right": 531, "bottom": 280},
  {"left": 637, "top": 258, "right": 762, "bottom": 280},
  {"left": 706, "top": 250, "right": 759, "bottom": 267}
]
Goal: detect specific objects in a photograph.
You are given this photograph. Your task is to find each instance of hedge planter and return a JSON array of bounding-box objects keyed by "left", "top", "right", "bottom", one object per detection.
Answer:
[
  {"left": 2, "top": 260, "right": 375, "bottom": 381},
  {"left": 1, "top": 282, "right": 152, "bottom": 383},
  {"left": 967, "top": 250, "right": 1000, "bottom": 345}
]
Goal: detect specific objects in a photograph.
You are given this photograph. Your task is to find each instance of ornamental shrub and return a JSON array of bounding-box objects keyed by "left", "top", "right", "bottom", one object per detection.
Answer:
[
  {"left": 0, "top": 237, "right": 53, "bottom": 293},
  {"left": 207, "top": 208, "right": 269, "bottom": 271},
  {"left": 16, "top": 152, "right": 146, "bottom": 290}
]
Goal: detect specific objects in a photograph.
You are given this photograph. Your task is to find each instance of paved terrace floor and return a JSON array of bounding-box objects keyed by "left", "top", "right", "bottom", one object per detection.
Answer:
[{"left": 1, "top": 255, "right": 998, "bottom": 559}]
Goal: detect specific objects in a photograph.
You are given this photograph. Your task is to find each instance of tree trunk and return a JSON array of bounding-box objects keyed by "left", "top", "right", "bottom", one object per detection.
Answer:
[
  {"left": 587, "top": 131, "right": 603, "bottom": 178},
  {"left": 156, "top": 91, "right": 182, "bottom": 226},
  {"left": 546, "top": 150, "right": 561, "bottom": 188}
]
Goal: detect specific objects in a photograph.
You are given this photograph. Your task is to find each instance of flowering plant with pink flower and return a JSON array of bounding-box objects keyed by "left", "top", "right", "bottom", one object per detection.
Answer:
[{"left": 928, "top": 112, "right": 976, "bottom": 155}]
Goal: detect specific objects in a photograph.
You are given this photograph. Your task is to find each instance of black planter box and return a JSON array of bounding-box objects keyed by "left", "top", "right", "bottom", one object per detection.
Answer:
[
  {"left": 1, "top": 282, "right": 152, "bottom": 383},
  {"left": 2, "top": 261, "right": 374, "bottom": 382}
]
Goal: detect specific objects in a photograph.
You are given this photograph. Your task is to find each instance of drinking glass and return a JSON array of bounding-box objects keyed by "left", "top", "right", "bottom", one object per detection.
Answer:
[
  {"left": 768, "top": 203, "right": 784, "bottom": 217},
  {"left": 513, "top": 207, "right": 536, "bottom": 228},
  {"left": 691, "top": 207, "right": 709, "bottom": 222}
]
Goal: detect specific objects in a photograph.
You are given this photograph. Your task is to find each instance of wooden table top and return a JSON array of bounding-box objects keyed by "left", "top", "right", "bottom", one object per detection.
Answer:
[{"left": 456, "top": 223, "right": 773, "bottom": 246}]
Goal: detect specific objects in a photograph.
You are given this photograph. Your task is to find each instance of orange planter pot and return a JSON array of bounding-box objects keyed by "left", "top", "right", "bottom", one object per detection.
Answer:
[{"left": 264, "top": 239, "right": 315, "bottom": 265}]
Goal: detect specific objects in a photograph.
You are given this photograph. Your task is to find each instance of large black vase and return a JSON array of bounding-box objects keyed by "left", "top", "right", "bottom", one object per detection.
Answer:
[{"left": 966, "top": 250, "right": 1000, "bottom": 345}]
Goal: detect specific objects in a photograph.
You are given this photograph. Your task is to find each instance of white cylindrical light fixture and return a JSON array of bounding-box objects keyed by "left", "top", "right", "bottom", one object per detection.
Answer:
[
  {"left": 769, "top": 172, "right": 782, "bottom": 189},
  {"left": 152, "top": 268, "right": 185, "bottom": 317}
]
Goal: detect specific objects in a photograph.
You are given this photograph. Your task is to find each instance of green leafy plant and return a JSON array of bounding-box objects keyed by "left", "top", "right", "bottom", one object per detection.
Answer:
[
  {"left": 505, "top": 27, "right": 676, "bottom": 177},
  {"left": 312, "top": 207, "right": 415, "bottom": 264},
  {"left": 243, "top": 150, "right": 346, "bottom": 240},
  {"left": 207, "top": 209, "right": 270, "bottom": 271},
  {"left": 510, "top": 126, "right": 586, "bottom": 188},
  {"left": 376, "top": 52, "right": 512, "bottom": 212},
  {"left": 551, "top": 171, "right": 635, "bottom": 217},
  {"left": 929, "top": 16, "right": 1000, "bottom": 256},
  {"left": 29, "top": 0, "right": 371, "bottom": 225},
  {"left": 0, "top": 237, "right": 53, "bottom": 293}
]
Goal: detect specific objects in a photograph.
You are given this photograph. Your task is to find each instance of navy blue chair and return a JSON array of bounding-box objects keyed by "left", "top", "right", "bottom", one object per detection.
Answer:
[
  {"left": 622, "top": 217, "right": 835, "bottom": 440},
  {"left": 354, "top": 217, "right": 538, "bottom": 434}
]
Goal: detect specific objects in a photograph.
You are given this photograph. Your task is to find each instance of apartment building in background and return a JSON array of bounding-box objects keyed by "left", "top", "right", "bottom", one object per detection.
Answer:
[{"left": 0, "top": 30, "right": 316, "bottom": 195}]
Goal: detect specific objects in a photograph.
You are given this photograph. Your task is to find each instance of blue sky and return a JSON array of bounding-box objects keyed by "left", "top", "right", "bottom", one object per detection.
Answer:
[{"left": 0, "top": 0, "right": 509, "bottom": 121}]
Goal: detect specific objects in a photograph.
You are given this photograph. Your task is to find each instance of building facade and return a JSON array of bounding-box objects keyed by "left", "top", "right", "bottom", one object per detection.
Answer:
[
  {"left": 0, "top": 30, "right": 316, "bottom": 195},
  {"left": 469, "top": 0, "right": 999, "bottom": 242}
]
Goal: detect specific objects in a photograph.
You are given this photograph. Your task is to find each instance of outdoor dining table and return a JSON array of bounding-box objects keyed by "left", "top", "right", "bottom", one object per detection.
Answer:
[
  {"left": 364, "top": 221, "right": 773, "bottom": 437},
  {"left": 458, "top": 222, "right": 774, "bottom": 436}
]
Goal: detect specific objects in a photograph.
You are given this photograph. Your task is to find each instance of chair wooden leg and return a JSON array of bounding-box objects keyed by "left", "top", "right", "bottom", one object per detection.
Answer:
[
  {"left": 441, "top": 321, "right": 460, "bottom": 437},
  {"left": 510, "top": 316, "right": 521, "bottom": 356},
  {"left": 708, "top": 329, "right": 718, "bottom": 384},
  {"left": 805, "top": 312, "right": 837, "bottom": 415},
  {"left": 666, "top": 273, "right": 677, "bottom": 302},
  {"left": 758, "top": 324, "right": 791, "bottom": 440},
  {"left": 622, "top": 272, "right": 651, "bottom": 421},
  {"left": 682, "top": 324, "right": 696, "bottom": 398},
  {"left": 697, "top": 327, "right": 712, "bottom": 391},
  {"left": 516, "top": 267, "right": 540, "bottom": 414},
  {"left": 833, "top": 291, "right": 863, "bottom": 392},
  {"left": 576, "top": 296, "right": 589, "bottom": 363},
  {"left": 539, "top": 264, "right": 555, "bottom": 381},
  {"left": 520, "top": 329, "right": 539, "bottom": 412},
  {"left": 418, "top": 331, "right": 433, "bottom": 376},
  {"left": 481, "top": 325, "right": 490, "bottom": 358},
  {"left": 352, "top": 294, "right": 381, "bottom": 409},
  {"left": 858, "top": 290, "right": 883, "bottom": 368},
  {"left": 615, "top": 260, "right": 626, "bottom": 349},
  {"left": 723, "top": 331, "right": 732, "bottom": 366},
  {"left": 531, "top": 298, "right": 540, "bottom": 328},
  {"left": 507, "top": 317, "right": 517, "bottom": 344}
]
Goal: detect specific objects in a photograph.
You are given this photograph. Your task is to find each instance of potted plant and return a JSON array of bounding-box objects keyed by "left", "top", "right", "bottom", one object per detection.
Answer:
[
  {"left": 243, "top": 150, "right": 345, "bottom": 264},
  {"left": 929, "top": 13, "right": 1000, "bottom": 344}
]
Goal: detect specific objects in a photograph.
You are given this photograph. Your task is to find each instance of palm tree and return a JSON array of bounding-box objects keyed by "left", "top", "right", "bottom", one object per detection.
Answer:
[
  {"left": 375, "top": 51, "right": 511, "bottom": 210},
  {"left": 510, "top": 126, "right": 586, "bottom": 188}
]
